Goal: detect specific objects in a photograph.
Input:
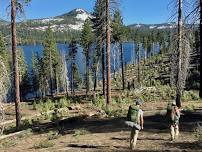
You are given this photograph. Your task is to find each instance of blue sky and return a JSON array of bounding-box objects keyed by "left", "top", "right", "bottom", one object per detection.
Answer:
[{"left": 1, "top": 0, "right": 172, "bottom": 25}]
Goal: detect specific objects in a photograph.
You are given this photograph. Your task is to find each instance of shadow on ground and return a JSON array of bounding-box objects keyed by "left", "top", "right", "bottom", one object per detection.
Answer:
[
  {"left": 31, "top": 111, "right": 202, "bottom": 135},
  {"left": 164, "top": 141, "right": 201, "bottom": 151}
]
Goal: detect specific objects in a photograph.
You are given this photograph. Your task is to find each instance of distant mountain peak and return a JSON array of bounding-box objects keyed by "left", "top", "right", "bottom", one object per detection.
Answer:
[
  {"left": 74, "top": 8, "right": 87, "bottom": 13},
  {"left": 17, "top": 8, "right": 92, "bottom": 32}
]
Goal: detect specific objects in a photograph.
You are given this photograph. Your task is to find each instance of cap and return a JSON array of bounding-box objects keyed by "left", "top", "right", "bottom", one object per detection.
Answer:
[{"left": 136, "top": 98, "right": 143, "bottom": 105}]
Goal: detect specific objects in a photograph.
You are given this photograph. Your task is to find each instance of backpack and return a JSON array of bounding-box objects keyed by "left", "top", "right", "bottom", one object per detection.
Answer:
[
  {"left": 166, "top": 104, "right": 177, "bottom": 123},
  {"left": 127, "top": 105, "right": 140, "bottom": 124}
]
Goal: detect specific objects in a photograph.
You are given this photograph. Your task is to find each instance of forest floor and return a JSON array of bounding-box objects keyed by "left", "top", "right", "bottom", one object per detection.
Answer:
[{"left": 0, "top": 97, "right": 202, "bottom": 152}]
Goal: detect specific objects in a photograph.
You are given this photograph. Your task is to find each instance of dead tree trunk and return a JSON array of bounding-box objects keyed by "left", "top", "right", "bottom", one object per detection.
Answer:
[
  {"left": 101, "top": 35, "right": 105, "bottom": 96},
  {"left": 199, "top": 0, "right": 202, "bottom": 98},
  {"left": 176, "top": 0, "right": 183, "bottom": 107},
  {"left": 106, "top": 0, "right": 111, "bottom": 105},
  {"left": 11, "top": 0, "right": 21, "bottom": 130},
  {"left": 137, "top": 44, "right": 141, "bottom": 85},
  {"left": 49, "top": 51, "right": 54, "bottom": 97},
  {"left": 94, "top": 59, "right": 100, "bottom": 91},
  {"left": 120, "top": 43, "right": 125, "bottom": 90},
  {"left": 86, "top": 48, "right": 90, "bottom": 95}
]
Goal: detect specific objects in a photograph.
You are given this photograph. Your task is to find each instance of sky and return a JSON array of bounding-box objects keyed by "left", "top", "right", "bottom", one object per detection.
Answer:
[{"left": 0, "top": 0, "right": 172, "bottom": 25}]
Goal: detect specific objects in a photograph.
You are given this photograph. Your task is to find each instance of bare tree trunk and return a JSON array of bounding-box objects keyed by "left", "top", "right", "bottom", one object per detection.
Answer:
[
  {"left": 101, "top": 36, "right": 105, "bottom": 96},
  {"left": 120, "top": 43, "right": 125, "bottom": 90},
  {"left": 106, "top": 0, "right": 111, "bottom": 105},
  {"left": 176, "top": 0, "right": 183, "bottom": 108},
  {"left": 144, "top": 48, "right": 147, "bottom": 63},
  {"left": 86, "top": 49, "right": 90, "bottom": 95},
  {"left": 11, "top": 0, "right": 21, "bottom": 130},
  {"left": 71, "top": 60, "right": 74, "bottom": 96},
  {"left": 199, "top": 0, "right": 202, "bottom": 98},
  {"left": 94, "top": 59, "right": 100, "bottom": 91},
  {"left": 137, "top": 45, "right": 141, "bottom": 85},
  {"left": 49, "top": 51, "right": 54, "bottom": 97},
  {"left": 53, "top": 65, "right": 58, "bottom": 95}
]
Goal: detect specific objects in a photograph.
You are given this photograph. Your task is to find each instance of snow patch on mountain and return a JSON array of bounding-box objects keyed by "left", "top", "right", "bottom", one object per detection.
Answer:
[
  {"left": 40, "top": 18, "right": 64, "bottom": 23},
  {"left": 75, "top": 8, "right": 86, "bottom": 13},
  {"left": 136, "top": 24, "right": 141, "bottom": 28},
  {"left": 68, "top": 22, "right": 84, "bottom": 30},
  {"left": 149, "top": 25, "right": 156, "bottom": 29},
  {"left": 76, "top": 12, "right": 89, "bottom": 21}
]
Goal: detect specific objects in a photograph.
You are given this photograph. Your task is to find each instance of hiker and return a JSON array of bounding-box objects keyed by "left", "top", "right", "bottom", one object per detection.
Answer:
[
  {"left": 166, "top": 101, "right": 180, "bottom": 141},
  {"left": 126, "top": 99, "right": 144, "bottom": 150}
]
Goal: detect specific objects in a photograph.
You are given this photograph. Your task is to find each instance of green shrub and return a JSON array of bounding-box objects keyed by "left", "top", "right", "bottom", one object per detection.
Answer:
[
  {"left": 33, "top": 140, "right": 54, "bottom": 149},
  {"left": 0, "top": 138, "right": 16, "bottom": 148},
  {"left": 21, "top": 119, "right": 33, "bottom": 129},
  {"left": 47, "top": 131, "right": 60, "bottom": 140},
  {"left": 184, "top": 104, "right": 195, "bottom": 112},
  {"left": 73, "top": 128, "right": 89, "bottom": 138},
  {"left": 182, "top": 91, "right": 199, "bottom": 101},
  {"left": 92, "top": 95, "right": 105, "bottom": 109},
  {"left": 33, "top": 99, "right": 55, "bottom": 113},
  {"left": 56, "top": 98, "right": 70, "bottom": 109}
]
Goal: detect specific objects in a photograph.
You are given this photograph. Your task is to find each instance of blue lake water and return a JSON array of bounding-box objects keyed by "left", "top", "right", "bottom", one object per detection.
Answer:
[{"left": 19, "top": 42, "right": 159, "bottom": 79}]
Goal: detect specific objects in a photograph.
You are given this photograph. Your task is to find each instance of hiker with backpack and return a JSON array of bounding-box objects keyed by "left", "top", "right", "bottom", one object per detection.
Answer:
[
  {"left": 166, "top": 101, "right": 180, "bottom": 141},
  {"left": 126, "top": 99, "right": 144, "bottom": 150}
]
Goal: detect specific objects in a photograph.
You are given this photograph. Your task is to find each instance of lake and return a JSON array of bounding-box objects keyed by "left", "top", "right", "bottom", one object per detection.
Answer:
[{"left": 19, "top": 42, "right": 159, "bottom": 79}]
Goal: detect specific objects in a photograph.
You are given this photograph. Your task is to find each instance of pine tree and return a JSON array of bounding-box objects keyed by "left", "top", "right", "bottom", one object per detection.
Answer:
[
  {"left": 92, "top": 0, "right": 105, "bottom": 95},
  {"left": 142, "top": 36, "right": 148, "bottom": 62},
  {"left": 81, "top": 19, "right": 94, "bottom": 95},
  {"left": 11, "top": 0, "right": 21, "bottom": 130},
  {"left": 112, "top": 10, "right": 125, "bottom": 90},
  {"left": 42, "top": 27, "right": 60, "bottom": 97},
  {"left": 17, "top": 48, "right": 28, "bottom": 100},
  {"left": 60, "top": 54, "right": 69, "bottom": 95},
  {"left": 68, "top": 38, "right": 81, "bottom": 95},
  {"left": 0, "top": 33, "right": 10, "bottom": 72},
  {"left": 31, "top": 52, "right": 40, "bottom": 98},
  {"left": 133, "top": 30, "right": 141, "bottom": 85},
  {"left": 106, "top": 0, "right": 112, "bottom": 105},
  {"left": 0, "top": 34, "right": 9, "bottom": 104}
]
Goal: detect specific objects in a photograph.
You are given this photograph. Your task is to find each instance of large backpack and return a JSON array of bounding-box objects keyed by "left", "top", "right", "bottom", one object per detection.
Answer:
[
  {"left": 127, "top": 105, "right": 140, "bottom": 124},
  {"left": 166, "top": 104, "right": 177, "bottom": 123}
]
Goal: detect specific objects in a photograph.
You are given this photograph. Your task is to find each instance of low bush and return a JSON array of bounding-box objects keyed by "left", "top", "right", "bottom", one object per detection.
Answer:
[
  {"left": 47, "top": 131, "right": 60, "bottom": 140},
  {"left": 0, "top": 138, "right": 16, "bottom": 148},
  {"left": 182, "top": 91, "right": 199, "bottom": 101},
  {"left": 33, "top": 140, "right": 54, "bottom": 149},
  {"left": 33, "top": 99, "right": 55, "bottom": 113},
  {"left": 73, "top": 128, "right": 89, "bottom": 138},
  {"left": 56, "top": 98, "right": 70, "bottom": 109},
  {"left": 92, "top": 95, "right": 105, "bottom": 109}
]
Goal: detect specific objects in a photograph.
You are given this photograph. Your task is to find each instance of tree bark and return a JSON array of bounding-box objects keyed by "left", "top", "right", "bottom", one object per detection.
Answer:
[
  {"left": 11, "top": 0, "right": 21, "bottom": 130},
  {"left": 137, "top": 44, "right": 141, "bottom": 85},
  {"left": 49, "top": 51, "right": 54, "bottom": 97},
  {"left": 71, "top": 59, "right": 74, "bottom": 96},
  {"left": 86, "top": 49, "right": 90, "bottom": 95},
  {"left": 176, "top": 0, "right": 183, "bottom": 108},
  {"left": 144, "top": 48, "right": 147, "bottom": 63},
  {"left": 101, "top": 35, "right": 105, "bottom": 96},
  {"left": 94, "top": 59, "right": 100, "bottom": 92},
  {"left": 199, "top": 0, "right": 202, "bottom": 98},
  {"left": 120, "top": 43, "right": 125, "bottom": 90},
  {"left": 106, "top": 0, "right": 111, "bottom": 105}
]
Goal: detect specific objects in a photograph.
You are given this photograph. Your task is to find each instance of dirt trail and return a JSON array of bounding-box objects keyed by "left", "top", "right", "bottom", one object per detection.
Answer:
[{"left": 0, "top": 102, "right": 202, "bottom": 152}]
